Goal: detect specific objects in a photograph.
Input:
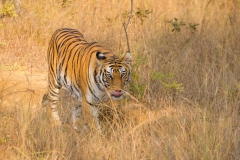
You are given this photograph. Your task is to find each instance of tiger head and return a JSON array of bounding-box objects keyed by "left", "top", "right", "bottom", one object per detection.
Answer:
[{"left": 96, "top": 51, "right": 131, "bottom": 100}]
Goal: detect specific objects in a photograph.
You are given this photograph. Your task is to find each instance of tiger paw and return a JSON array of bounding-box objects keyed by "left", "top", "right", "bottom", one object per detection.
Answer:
[
  {"left": 51, "top": 119, "right": 62, "bottom": 128},
  {"left": 73, "top": 124, "right": 88, "bottom": 134}
]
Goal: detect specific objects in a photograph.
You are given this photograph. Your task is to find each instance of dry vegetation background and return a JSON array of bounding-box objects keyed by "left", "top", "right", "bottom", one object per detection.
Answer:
[{"left": 0, "top": 0, "right": 240, "bottom": 159}]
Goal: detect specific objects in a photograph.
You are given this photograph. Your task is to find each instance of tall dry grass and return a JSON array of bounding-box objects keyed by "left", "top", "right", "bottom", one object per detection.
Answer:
[{"left": 0, "top": 0, "right": 240, "bottom": 159}]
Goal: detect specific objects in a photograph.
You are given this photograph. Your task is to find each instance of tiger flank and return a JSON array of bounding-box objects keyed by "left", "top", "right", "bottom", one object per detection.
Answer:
[{"left": 42, "top": 28, "right": 131, "bottom": 132}]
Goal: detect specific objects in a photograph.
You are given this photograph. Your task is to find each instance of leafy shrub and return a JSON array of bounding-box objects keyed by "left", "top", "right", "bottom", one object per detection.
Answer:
[{"left": 0, "top": 1, "right": 17, "bottom": 17}]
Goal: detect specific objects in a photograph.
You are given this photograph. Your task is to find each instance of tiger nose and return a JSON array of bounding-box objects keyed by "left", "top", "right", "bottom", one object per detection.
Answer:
[{"left": 112, "top": 80, "right": 123, "bottom": 89}]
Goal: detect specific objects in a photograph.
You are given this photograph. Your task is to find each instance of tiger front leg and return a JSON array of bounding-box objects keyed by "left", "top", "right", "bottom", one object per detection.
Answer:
[
  {"left": 49, "top": 103, "right": 62, "bottom": 127},
  {"left": 82, "top": 98, "right": 101, "bottom": 133},
  {"left": 42, "top": 92, "right": 62, "bottom": 127},
  {"left": 47, "top": 86, "right": 63, "bottom": 127},
  {"left": 72, "top": 103, "right": 86, "bottom": 132}
]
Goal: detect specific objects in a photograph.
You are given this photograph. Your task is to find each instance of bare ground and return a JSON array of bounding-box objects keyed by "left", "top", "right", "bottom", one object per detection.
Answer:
[{"left": 0, "top": 67, "right": 47, "bottom": 109}]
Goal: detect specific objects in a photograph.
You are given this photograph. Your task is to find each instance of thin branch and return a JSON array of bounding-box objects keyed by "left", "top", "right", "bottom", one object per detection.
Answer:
[
  {"left": 123, "top": 0, "right": 133, "bottom": 52},
  {"left": 125, "top": 0, "right": 133, "bottom": 29},
  {"left": 123, "top": 23, "right": 130, "bottom": 52}
]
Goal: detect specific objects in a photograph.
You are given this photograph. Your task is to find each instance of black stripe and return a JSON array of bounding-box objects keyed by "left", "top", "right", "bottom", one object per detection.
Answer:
[
  {"left": 86, "top": 100, "right": 94, "bottom": 106},
  {"left": 86, "top": 53, "right": 101, "bottom": 101},
  {"left": 94, "top": 70, "right": 104, "bottom": 91}
]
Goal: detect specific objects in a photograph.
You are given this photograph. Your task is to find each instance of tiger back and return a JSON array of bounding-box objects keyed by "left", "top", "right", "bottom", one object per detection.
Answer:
[{"left": 42, "top": 28, "right": 131, "bottom": 131}]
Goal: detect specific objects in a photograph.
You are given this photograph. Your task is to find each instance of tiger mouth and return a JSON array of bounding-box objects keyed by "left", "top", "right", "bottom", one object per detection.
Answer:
[{"left": 111, "top": 90, "right": 123, "bottom": 98}]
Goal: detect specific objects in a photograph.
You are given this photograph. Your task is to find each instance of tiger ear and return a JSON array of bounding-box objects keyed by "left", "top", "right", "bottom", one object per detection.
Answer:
[
  {"left": 96, "top": 51, "right": 106, "bottom": 60},
  {"left": 122, "top": 51, "right": 131, "bottom": 64}
]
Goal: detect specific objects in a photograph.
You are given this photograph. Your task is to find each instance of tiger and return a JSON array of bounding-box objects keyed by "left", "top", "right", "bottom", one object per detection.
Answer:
[{"left": 42, "top": 28, "right": 131, "bottom": 132}]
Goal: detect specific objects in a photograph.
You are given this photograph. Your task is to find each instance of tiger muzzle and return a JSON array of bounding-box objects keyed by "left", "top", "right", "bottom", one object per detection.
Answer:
[{"left": 111, "top": 90, "right": 123, "bottom": 98}]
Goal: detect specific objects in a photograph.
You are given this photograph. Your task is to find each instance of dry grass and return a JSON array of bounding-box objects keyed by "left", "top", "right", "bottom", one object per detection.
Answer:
[{"left": 0, "top": 0, "right": 240, "bottom": 159}]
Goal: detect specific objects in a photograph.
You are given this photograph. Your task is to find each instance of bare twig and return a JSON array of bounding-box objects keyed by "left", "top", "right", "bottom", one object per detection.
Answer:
[
  {"left": 124, "top": 0, "right": 133, "bottom": 29},
  {"left": 123, "top": 0, "right": 133, "bottom": 52}
]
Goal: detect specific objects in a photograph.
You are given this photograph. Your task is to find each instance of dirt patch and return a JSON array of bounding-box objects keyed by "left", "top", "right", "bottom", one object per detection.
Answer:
[
  {"left": 0, "top": 68, "right": 47, "bottom": 88},
  {"left": 0, "top": 68, "right": 48, "bottom": 108}
]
